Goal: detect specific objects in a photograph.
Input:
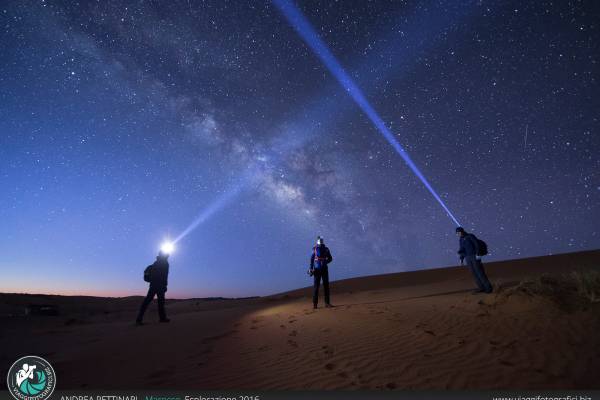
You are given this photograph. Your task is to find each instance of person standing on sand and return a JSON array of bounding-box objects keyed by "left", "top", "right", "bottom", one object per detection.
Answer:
[
  {"left": 310, "top": 236, "right": 333, "bottom": 309},
  {"left": 456, "top": 227, "right": 493, "bottom": 294},
  {"left": 136, "top": 250, "right": 170, "bottom": 325}
]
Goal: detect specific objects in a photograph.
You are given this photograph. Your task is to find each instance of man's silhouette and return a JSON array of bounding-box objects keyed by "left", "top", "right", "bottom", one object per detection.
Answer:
[
  {"left": 310, "top": 236, "right": 333, "bottom": 309},
  {"left": 456, "top": 227, "right": 492, "bottom": 294},
  {"left": 136, "top": 250, "right": 170, "bottom": 325}
]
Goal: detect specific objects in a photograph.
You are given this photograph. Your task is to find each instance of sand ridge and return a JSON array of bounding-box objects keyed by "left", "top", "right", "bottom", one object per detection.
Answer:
[{"left": 1, "top": 249, "right": 599, "bottom": 390}]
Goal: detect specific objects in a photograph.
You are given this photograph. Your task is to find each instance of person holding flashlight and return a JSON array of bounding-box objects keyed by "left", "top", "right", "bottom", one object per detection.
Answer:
[
  {"left": 136, "top": 246, "right": 171, "bottom": 325},
  {"left": 456, "top": 227, "right": 492, "bottom": 294}
]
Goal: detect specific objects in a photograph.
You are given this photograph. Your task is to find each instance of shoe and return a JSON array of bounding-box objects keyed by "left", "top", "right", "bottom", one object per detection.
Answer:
[
  {"left": 135, "top": 320, "right": 144, "bottom": 326},
  {"left": 159, "top": 318, "right": 170, "bottom": 323},
  {"left": 325, "top": 303, "right": 333, "bottom": 308}
]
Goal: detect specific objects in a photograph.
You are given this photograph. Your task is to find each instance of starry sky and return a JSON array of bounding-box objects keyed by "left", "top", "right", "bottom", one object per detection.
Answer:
[{"left": 1, "top": 0, "right": 599, "bottom": 298}]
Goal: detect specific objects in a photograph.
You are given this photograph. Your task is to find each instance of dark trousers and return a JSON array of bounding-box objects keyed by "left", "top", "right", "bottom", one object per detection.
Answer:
[
  {"left": 313, "top": 266, "right": 330, "bottom": 306},
  {"left": 465, "top": 256, "right": 492, "bottom": 293},
  {"left": 136, "top": 285, "right": 167, "bottom": 322}
]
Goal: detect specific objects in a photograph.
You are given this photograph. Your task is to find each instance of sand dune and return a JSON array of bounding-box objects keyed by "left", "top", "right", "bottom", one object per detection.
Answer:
[{"left": 1, "top": 250, "right": 599, "bottom": 390}]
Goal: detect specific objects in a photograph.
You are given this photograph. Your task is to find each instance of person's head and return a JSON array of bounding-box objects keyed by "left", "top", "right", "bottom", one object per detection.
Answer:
[
  {"left": 316, "top": 236, "right": 324, "bottom": 246},
  {"left": 455, "top": 227, "right": 466, "bottom": 237},
  {"left": 158, "top": 250, "right": 170, "bottom": 260}
]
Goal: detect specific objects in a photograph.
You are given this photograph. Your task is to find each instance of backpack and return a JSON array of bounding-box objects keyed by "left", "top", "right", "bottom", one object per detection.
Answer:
[
  {"left": 143, "top": 264, "right": 153, "bottom": 282},
  {"left": 472, "top": 235, "right": 488, "bottom": 256},
  {"left": 314, "top": 246, "right": 327, "bottom": 259},
  {"left": 313, "top": 245, "right": 329, "bottom": 266}
]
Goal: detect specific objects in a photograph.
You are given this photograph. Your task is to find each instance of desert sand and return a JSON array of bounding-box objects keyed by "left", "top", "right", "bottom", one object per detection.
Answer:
[{"left": 1, "top": 249, "right": 599, "bottom": 390}]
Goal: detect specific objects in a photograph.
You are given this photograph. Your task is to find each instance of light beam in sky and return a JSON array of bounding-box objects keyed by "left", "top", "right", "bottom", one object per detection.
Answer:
[
  {"left": 172, "top": 178, "right": 248, "bottom": 244},
  {"left": 171, "top": 2, "right": 466, "bottom": 246},
  {"left": 272, "top": 0, "right": 462, "bottom": 227}
]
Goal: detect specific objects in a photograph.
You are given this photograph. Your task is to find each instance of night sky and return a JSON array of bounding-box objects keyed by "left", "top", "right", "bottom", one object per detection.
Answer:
[{"left": 1, "top": 1, "right": 599, "bottom": 298}]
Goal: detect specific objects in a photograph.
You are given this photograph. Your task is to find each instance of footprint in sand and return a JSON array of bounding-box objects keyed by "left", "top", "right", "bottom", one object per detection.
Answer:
[
  {"left": 289, "top": 330, "right": 298, "bottom": 337},
  {"left": 287, "top": 340, "right": 298, "bottom": 348},
  {"left": 325, "top": 363, "right": 336, "bottom": 371},
  {"left": 288, "top": 319, "right": 297, "bottom": 324},
  {"left": 250, "top": 319, "right": 263, "bottom": 330},
  {"left": 279, "top": 324, "right": 287, "bottom": 329},
  {"left": 201, "top": 330, "right": 238, "bottom": 344}
]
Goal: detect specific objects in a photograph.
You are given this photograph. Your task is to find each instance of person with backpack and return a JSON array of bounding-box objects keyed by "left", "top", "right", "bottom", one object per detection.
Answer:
[
  {"left": 456, "top": 227, "right": 493, "bottom": 294},
  {"left": 310, "top": 236, "right": 333, "bottom": 309},
  {"left": 136, "top": 249, "right": 171, "bottom": 325}
]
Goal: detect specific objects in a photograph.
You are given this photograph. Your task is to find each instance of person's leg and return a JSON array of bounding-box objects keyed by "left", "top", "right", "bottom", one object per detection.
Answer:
[
  {"left": 475, "top": 259, "right": 493, "bottom": 293},
  {"left": 313, "top": 269, "right": 321, "bottom": 307},
  {"left": 157, "top": 289, "right": 168, "bottom": 321},
  {"left": 323, "top": 267, "right": 330, "bottom": 305},
  {"left": 466, "top": 256, "right": 486, "bottom": 292},
  {"left": 136, "top": 287, "right": 156, "bottom": 323}
]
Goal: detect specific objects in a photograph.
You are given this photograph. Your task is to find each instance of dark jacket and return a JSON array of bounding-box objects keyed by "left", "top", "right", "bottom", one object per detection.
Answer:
[
  {"left": 150, "top": 256, "right": 169, "bottom": 288},
  {"left": 310, "top": 244, "right": 333, "bottom": 269},
  {"left": 458, "top": 233, "right": 480, "bottom": 259}
]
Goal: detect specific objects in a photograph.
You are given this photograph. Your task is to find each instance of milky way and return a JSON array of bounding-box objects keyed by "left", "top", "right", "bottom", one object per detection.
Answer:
[{"left": 1, "top": 1, "right": 599, "bottom": 297}]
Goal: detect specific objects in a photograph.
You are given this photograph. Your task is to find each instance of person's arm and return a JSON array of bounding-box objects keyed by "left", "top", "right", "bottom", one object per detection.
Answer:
[
  {"left": 326, "top": 248, "right": 333, "bottom": 264},
  {"left": 310, "top": 249, "right": 315, "bottom": 269}
]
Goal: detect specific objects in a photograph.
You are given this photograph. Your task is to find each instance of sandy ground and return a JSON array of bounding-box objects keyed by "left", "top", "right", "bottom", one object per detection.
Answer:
[{"left": 1, "top": 250, "right": 599, "bottom": 390}]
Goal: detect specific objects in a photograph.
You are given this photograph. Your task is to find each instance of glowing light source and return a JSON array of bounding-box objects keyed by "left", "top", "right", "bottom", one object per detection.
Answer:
[
  {"left": 272, "top": 0, "right": 461, "bottom": 227},
  {"left": 160, "top": 241, "right": 175, "bottom": 254}
]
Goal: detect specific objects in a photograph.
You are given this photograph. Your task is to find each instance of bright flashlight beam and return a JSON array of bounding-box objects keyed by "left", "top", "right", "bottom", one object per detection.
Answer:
[
  {"left": 273, "top": 0, "right": 462, "bottom": 227},
  {"left": 172, "top": 179, "right": 248, "bottom": 244}
]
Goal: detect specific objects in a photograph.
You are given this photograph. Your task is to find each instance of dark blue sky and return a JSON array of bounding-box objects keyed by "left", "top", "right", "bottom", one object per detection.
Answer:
[{"left": 1, "top": 1, "right": 599, "bottom": 297}]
